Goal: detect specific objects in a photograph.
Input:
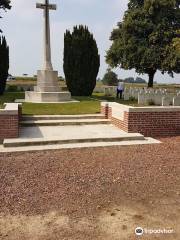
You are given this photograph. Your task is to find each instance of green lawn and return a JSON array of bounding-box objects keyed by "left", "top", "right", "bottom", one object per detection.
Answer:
[
  {"left": 0, "top": 93, "right": 100, "bottom": 114},
  {"left": 0, "top": 92, "right": 137, "bottom": 114},
  {"left": 23, "top": 97, "right": 100, "bottom": 115},
  {"left": 23, "top": 94, "right": 138, "bottom": 115}
]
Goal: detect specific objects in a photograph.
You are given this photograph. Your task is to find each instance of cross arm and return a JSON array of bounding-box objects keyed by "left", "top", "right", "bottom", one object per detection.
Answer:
[{"left": 36, "top": 3, "right": 57, "bottom": 10}]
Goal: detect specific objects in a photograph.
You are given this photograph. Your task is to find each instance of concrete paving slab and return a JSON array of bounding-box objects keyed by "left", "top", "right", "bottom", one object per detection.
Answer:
[
  {"left": 2, "top": 123, "right": 161, "bottom": 151},
  {"left": 19, "top": 124, "right": 138, "bottom": 139},
  {"left": 3, "top": 124, "right": 145, "bottom": 147}
]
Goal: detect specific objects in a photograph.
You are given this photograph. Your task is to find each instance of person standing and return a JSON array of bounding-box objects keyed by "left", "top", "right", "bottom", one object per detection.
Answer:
[{"left": 116, "top": 81, "right": 125, "bottom": 99}]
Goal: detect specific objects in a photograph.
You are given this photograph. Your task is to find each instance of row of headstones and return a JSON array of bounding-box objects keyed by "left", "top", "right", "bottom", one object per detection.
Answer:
[
  {"left": 94, "top": 86, "right": 180, "bottom": 106},
  {"left": 138, "top": 92, "right": 180, "bottom": 106},
  {"left": 123, "top": 88, "right": 180, "bottom": 106},
  {"left": 101, "top": 86, "right": 176, "bottom": 100},
  {"left": 99, "top": 86, "right": 176, "bottom": 99}
]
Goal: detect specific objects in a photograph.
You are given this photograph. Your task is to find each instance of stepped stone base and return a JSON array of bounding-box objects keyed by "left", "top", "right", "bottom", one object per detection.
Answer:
[
  {"left": 25, "top": 91, "right": 71, "bottom": 103},
  {"left": 25, "top": 69, "right": 71, "bottom": 103}
]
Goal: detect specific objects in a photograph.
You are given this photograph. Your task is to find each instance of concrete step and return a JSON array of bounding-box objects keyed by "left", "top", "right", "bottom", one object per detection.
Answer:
[
  {"left": 22, "top": 114, "right": 105, "bottom": 121},
  {"left": 0, "top": 138, "right": 161, "bottom": 153},
  {"left": 21, "top": 119, "right": 111, "bottom": 127},
  {"left": 3, "top": 134, "right": 145, "bottom": 148}
]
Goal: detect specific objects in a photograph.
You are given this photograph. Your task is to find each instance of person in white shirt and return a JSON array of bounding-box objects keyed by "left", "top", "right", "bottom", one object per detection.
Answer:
[{"left": 116, "top": 81, "right": 125, "bottom": 99}]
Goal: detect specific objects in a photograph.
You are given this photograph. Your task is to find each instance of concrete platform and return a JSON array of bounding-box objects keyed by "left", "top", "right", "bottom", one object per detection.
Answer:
[{"left": 3, "top": 124, "right": 147, "bottom": 148}]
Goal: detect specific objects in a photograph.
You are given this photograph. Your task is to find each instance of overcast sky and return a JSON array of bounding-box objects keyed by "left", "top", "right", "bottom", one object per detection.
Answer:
[{"left": 1, "top": 0, "right": 180, "bottom": 83}]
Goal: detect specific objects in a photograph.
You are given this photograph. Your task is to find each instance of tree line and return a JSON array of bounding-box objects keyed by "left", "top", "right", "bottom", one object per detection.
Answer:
[{"left": 101, "top": 68, "right": 147, "bottom": 86}]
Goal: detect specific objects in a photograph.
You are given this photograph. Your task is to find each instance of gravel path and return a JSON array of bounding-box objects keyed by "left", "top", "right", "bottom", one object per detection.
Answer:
[{"left": 0, "top": 137, "right": 180, "bottom": 240}]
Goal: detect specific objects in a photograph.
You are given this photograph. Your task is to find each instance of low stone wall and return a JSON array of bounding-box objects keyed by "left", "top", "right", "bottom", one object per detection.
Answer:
[
  {"left": 101, "top": 102, "right": 180, "bottom": 137},
  {"left": 0, "top": 103, "right": 21, "bottom": 141}
]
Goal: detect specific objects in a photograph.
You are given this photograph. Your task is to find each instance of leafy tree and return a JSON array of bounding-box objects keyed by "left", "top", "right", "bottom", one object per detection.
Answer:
[
  {"left": 0, "top": 0, "right": 11, "bottom": 10},
  {"left": 106, "top": 0, "right": 180, "bottom": 87},
  {"left": 124, "top": 77, "right": 135, "bottom": 83},
  {"left": 63, "top": 25, "right": 100, "bottom": 96},
  {"left": 135, "top": 77, "right": 146, "bottom": 83},
  {"left": 0, "top": 0, "right": 11, "bottom": 32},
  {"left": 0, "top": 36, "right": 9, "bottom": 95},
  {"left": 102, "top": 68, "right": 119, "bottom": 86}
]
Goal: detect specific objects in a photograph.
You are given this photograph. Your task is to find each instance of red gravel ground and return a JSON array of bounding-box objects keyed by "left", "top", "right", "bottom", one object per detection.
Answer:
[{"left": 0, "top": 137, "right": 180, "bottom": 240}]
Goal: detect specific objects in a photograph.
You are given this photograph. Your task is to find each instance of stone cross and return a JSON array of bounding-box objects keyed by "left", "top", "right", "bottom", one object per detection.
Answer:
[{"left": 36, "top": 0, "right": 57, "bottom": 71}]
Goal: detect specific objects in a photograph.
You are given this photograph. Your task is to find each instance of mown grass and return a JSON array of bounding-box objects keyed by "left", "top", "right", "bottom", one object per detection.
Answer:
[
  {"left": 22, "top": 94, "right": 139, "bottom": 115},
  {"left": 0, "top": 92, "right": 101, "bottom": 115},
  {"left": 0, "top": 93, "right": 100, "bottom": 114},
  {"left": 0, "top": 92, "right": 138, "bottom": 114},
  {"left": 22, "top": 97, "right": 100, "bottom": 115}
]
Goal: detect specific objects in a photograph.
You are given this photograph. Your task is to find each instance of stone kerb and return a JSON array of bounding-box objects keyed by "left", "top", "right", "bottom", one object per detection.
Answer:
[
  {"left": 108, "top": 102, "right": 132, "bottom": 119},
  {"left": 0, "top": 103, "right": 21, "bottom": 140},
  {"left": 128, "top": 105, "right": 180, "bottom": 112}
]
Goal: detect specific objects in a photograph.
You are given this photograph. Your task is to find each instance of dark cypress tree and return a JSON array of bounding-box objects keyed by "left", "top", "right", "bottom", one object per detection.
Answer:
[
  {"left": 0, "top": 36, "right": 9, "bottom": 95},
  {"left": 63, "top": 25, "right": 100, "bottom": 96},
  {"left": 0, "top": 0, "right": 11, "bottom": 32}
]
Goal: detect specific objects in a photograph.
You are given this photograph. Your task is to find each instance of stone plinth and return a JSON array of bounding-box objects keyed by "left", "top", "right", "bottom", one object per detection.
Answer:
[
  {"left": 36, "top": 70, "right": 60, "bottom": 92},
  {"left": 25, "top": 91, "right": 71, "bottom": 103}
]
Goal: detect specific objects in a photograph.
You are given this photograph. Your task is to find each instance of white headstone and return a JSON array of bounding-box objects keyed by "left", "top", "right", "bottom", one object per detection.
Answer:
[
  {"left": 162, "top": 95, "right": 174, "bottom": 106},
  {"left": 173, "top": 95, "right": 180, "bottom": 106}
]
